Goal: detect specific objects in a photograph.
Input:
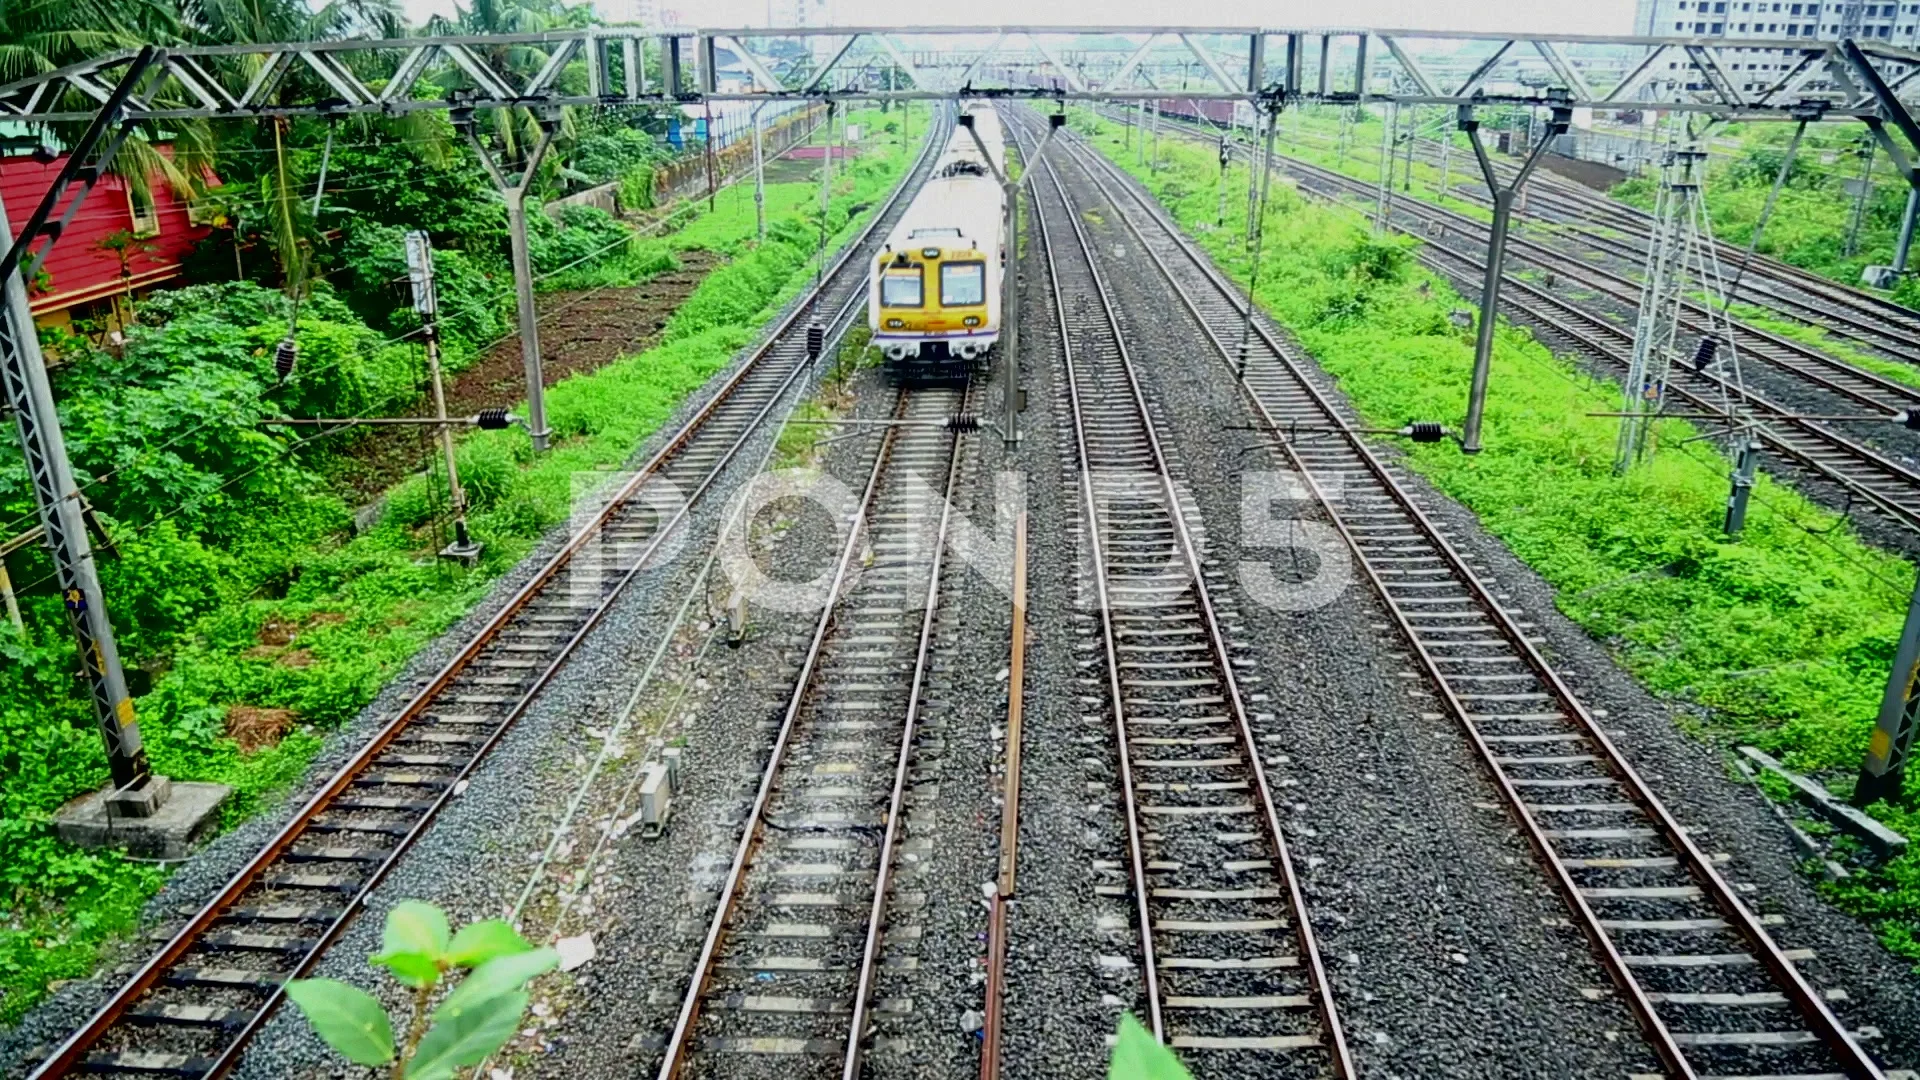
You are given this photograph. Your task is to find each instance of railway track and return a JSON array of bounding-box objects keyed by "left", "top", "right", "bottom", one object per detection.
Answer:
[
  {"left": 1126, "top": 110, "right": 1920, "bottom": 537},
  {"left": 650, "top": 380, "right": 971, "bottom": 1080},
  {"left": 1356, "top": 175, "right": 1920, "bottom": 419},
  {"left": 1273, "top": 114, "right": 1920, "bottom": 369},
  {"left": 1015, "top": 113, "right": 1353, "bottom": 1079},
  {"left": 30, "top": 111, "right": 951, "bottom": 1080},
  {"left": 1228, "top": 118, "right": 1920, "bottom": 419},
  {"left": 1048, "top": 109, "right": 1896, "bottom": 1080},
  {"left": 1481, "top": 161, "right": 1920, "bottom": 365}
]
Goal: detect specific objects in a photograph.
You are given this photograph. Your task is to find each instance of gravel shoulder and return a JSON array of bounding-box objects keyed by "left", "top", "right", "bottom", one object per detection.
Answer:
[
  {"left": 0, "top": 266, "right": 844, "bottom": 1080},
  {"left": 1062, "top": 150, "right": 1640, "bottom": 1077}
]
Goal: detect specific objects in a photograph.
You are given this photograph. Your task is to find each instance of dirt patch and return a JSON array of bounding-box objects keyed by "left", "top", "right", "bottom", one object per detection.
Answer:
[
  {"left": 225, "top": 705, "right": 297, "bottom": 753},
  {"left": 325, "top": 248, "right": 725, "bottom": 504},
  {"left": 256, "top": 611, "right": 344, "bottom": 648},
  {"left": 1540, "top": 152, "right": 1628, "bottom": 192}
]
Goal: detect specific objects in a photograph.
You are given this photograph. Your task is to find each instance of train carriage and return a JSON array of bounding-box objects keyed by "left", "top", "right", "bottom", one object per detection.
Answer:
[{"left": 869, "top": 104, "right": 1006, "bottom": 381}]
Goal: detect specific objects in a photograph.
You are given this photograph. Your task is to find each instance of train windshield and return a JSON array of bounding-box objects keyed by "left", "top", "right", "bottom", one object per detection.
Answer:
[
  {"left": 940, "top": 262, "right": 985, "bottom": 306},
  {"left": 881, "top": 268, "right": 924, "bottom": 307}
]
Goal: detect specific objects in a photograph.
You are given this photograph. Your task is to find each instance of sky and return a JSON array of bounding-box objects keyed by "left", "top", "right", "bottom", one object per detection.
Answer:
[{"left": 401, "top": 0, "right": 1641, "bottom": 37}]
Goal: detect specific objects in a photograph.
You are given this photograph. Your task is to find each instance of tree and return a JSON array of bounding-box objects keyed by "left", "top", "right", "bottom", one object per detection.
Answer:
[
  {"left": 428, "top": 0, "right": 597, "bottom": 172},
  {"left": 96, "top": 229, "right": 158, "bottom": 326}
]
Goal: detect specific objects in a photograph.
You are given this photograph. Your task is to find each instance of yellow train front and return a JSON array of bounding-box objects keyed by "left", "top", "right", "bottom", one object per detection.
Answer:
[{"left": 870, "top": 105, "right": 1005, "bottom": 382}]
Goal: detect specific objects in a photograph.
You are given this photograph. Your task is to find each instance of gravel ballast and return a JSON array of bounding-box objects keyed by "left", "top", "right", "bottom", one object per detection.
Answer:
[{"left": 1051, "top": 119, "right": 1920, "bottom": 1076}]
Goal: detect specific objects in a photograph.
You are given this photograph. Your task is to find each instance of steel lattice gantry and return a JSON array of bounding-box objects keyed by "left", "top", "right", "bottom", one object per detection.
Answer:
[{"left": 6, "top": 26, "right": 1920, "bottom": 120}]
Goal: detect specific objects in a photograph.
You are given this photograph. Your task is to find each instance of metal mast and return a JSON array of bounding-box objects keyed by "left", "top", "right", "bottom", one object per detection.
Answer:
[
  {"left": 1613, "top": 138, "right": 1750, "bottom": 473},
  {"left": 0, "top": 51, "right": 157, "bottom": 798}
]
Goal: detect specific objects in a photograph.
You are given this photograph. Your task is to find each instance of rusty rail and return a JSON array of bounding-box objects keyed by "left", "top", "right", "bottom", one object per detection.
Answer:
[
  {"left": 1055, "top": 113, "right": 1884, "bottom": 1080},
  {"left": 29, "top": 111, "right": 945, "bottom": 1080},
  {"left": 979, "top": 511, "right": 1027, "bottom": 1080},
  {"left": 654, "top": 374, "right": 972, "bottom": 1079},
  {"left": 1016, "top": 109, "right": 1355, "bottom": 1077}
]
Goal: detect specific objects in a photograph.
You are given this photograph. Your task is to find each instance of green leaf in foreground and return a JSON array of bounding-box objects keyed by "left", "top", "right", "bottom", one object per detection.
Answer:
[
  {"left": 1108, "top": 1012, "right": 1192, "bottom": 1080},
  {"left": 372, "top": 901, "right": 452, "bottom": 987},
  {"left": 383, "top": 900, "right": 451, "bottom": 957},
  {"left": 437, "top": 946, "right": 560, "bottom": 1017},
  {"left": 406, "top": 990, "right": 528, "bottom": 1080},
  {"left": 445, "top": 918, "right": 533, "bottom": 969},
  {"left": 284, "top": 978, "right": 395, "bottom": 1067}
]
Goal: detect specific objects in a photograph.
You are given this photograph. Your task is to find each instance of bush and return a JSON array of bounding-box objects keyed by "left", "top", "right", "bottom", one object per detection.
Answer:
[
  {"left": 568, "top": 126, "right": 668, "bottom": 187},
  {"left": 338, "top": 222, "right": 509, "bottom": 360}
]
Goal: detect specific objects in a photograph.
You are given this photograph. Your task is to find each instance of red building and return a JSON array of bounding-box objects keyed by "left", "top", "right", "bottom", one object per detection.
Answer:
[{"left": 0, "top": 147, "right": 214, "bottom": 331}]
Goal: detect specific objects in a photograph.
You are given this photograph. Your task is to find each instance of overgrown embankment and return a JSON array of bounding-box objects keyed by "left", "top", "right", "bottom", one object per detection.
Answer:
[
  {"left": 0, "top": 106, "right": 923, "bottom": 1025},
  {"left": 1075, "top": 110, "right": 1920, "bottom": 964},
  {"left": 1223, "top": 103, "right": 1919, "bottom": 310}
]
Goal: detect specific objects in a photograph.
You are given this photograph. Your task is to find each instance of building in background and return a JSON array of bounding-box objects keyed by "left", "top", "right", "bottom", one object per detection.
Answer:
[
  {"left": 596, "top": 0, "right": 684, "bottom": 26},
  {"left": 0, "top": 147, "right": 214, "bottom": 333},
  {"left": 1632, "top": 1, "right": 1920, "bottom": 95}
]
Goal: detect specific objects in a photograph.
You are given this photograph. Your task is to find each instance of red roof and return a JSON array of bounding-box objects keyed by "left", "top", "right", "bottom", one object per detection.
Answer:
[{"left": 1, "top": 147, "right": 214, "bottom": 315}]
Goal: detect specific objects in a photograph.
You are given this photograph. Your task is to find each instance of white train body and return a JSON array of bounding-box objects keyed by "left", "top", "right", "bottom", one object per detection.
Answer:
[{"left": 869, "top": 105, "right": 1006, "bottom": 372}]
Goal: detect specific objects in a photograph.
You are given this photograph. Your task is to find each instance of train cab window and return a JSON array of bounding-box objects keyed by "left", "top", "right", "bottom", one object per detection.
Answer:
[
  {"left": 940, "top": 262, "right": 985, "bottom": 306},
  {"left": 882, "top": 268, "right": 924, "bottom": 307}
]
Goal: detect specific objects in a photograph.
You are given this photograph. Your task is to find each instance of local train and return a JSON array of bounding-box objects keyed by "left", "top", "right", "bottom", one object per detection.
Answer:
[{"left": 868, "top": 103, "right": 1005, "bottom": 381}]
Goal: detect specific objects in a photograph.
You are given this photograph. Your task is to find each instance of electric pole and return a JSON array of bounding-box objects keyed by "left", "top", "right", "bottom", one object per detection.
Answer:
[
  {"left": 1, "top": 194, "right": 149, "bottom": 791},
  {"left": 1857, "top": 572, "right": 1920, "bottom": 806},
  {"left": 405, "top": 232, "right": 481, "bottom": 564},
  {"left": 0, "top": 52, "right": 163, "bottom": 809},
  {"left": 457, "top": 100, "right": 560, "bottom": 453}
]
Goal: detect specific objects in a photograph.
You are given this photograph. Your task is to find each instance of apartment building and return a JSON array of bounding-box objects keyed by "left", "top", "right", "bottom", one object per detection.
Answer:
[{"left": 1633, "top": 1, "right": 1919, "bottom": 94}]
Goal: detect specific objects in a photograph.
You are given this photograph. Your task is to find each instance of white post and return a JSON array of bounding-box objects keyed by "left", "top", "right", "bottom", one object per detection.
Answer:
[{"left": 752, "top": 104, "right": 767, "bottom": 241}]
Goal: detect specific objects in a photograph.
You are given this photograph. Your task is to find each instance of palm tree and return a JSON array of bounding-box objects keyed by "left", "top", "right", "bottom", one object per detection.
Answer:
[
  {"left": 177, "top": 0, "right": 400, "bottom": 49},
  {"left": 0, "top": 0, "right": 178, "bottom": 83},
  {"left": 429, "top": 0, "right": 595, "bottom": 171},
  {"left": 0, "top": 0, "right": 212, "bottom": 203}
]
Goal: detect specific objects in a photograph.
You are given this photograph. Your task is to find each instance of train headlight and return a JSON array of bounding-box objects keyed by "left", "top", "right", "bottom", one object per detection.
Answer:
[
  {"left": 885, "top": 318, "right": 905, "bottom": 329},
  {"left": 921, "top": 247, "right": 941, "bottom": 259},
  {"left": 963, "top": 316, "right": 981, "bottom": 327}
]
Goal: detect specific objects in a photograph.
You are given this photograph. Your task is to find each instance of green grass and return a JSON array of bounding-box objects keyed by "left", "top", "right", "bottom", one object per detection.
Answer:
[
  {"left": 1728, "top": 302, "right": 1920, "bottom": 393},
  {"left": 1075, "top": 109, "right": 1920, "bottom": 967},
  {"left": 1201, "top": 106, "right": 1920, "bottom": 383},
  {"left": 0, "top": 109, "right": 925, "bottom": 1028}
]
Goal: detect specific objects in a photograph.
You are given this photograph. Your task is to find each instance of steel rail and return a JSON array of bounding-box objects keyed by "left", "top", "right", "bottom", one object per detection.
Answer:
[
  {"left": 839, "top": 379, "right": 973, "bottom": 1080},
  {"left": 1475, "top": 155, "right": 1920, "bottom": 344},
  {"left": 1302, "top": 116, "right": 1920, "bottom": 366},
  {"left": 1272, "top": 148, "right": 1920, "bottom": 418},
  {"left": 1404, "top": 235, "right": 1920, "bottom": 536},
  {"left": 1053, "top": 117, "right": 1884, "bottom": 1080},
  {"left": 653, "top": 379, "right": 969, "bottom": 1079},
  {"left": 1307, "top": 113, "right": 1920, "bottom": 340},
  {"left": 1152, "top": 107, "right": 1920, "bottom": 373},
  {"left": 1015, "top": 111, "right": 1354, "bottom": 1077},
  {"left": 978, "top": 511, "right": 1027, "bottom": 1080},
  {"left": 1177, "top": 117, "right": 1920, "bottom": 537},
  {"left": 31, "top": 112, "right": 947, "bottom": 1080}
]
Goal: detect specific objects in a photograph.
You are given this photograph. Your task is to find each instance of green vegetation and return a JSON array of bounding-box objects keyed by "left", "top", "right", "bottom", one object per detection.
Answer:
[
  {"left": 1729, "top": 302, "right": 1920, "bottom": 392},
  {"left": 1612, "top": 122, "right": 1914, "bottom": 298},
  {"left": 770, "top": 328, "right": 881, "bottom": 470},
  {"left": 1077, "top": 110, "right": 1920, "bottom": 965},
  {"left": 1108, "top": 1013, "right": 1190, "bottom": 1080},
  {"left": 287, "top": 900, "right": 559, "bottom": 1078},
  {"left": 1215, "top": 104, "right": 1919, "bottom": 315},
  {"left": 0, "top": 106, "right": 921, "bottom": 1026}
]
